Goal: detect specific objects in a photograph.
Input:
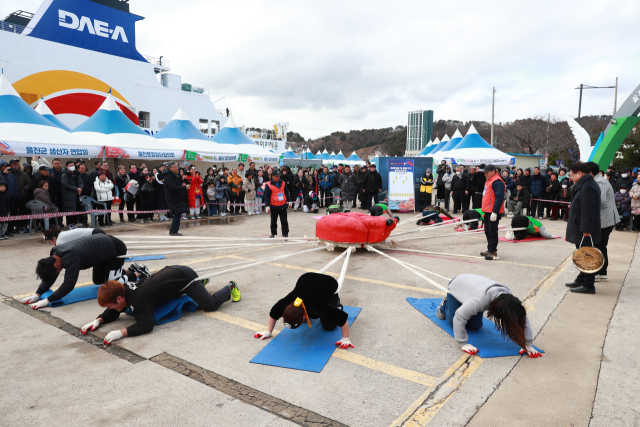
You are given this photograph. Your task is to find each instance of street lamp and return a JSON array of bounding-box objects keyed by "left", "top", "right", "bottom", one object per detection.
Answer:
[
  {"left": 575, "top": 82, "right": 617, "bottom": 123},
  {"left": 302, "top": 144, "right": 308, "bottom": 160}
]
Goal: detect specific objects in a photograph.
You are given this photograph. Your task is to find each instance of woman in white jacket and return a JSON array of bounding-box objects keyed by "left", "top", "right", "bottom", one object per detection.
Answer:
[
  {"left": 94, "top": 171, "right": 114, "bottom": 226},
  {"left": 441, "top": 167, "right": 454, "bottom": 211}
]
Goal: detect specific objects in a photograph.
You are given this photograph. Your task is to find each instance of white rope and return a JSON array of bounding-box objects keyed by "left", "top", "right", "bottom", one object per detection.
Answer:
[
  {"left": 365, "top": 245, "right": 448, "bottom": 292},
  {"left": 390, "top": 218, "right": 479, "bottom": 237},
  {"left": 113, "top": 235, "right": 316, "bottom": 242},
  {"left": 317, "top": 249, "right": 350, "bottom": 274},
  {"left": 197, "top": 246, "right": 328, "bottom": 283},
  {"left": 192, "top": 253, "right": 293, "bottom": 273},
  {"left": 394, "top": 227, "right": 526, "bottom": 243},
  {"left": 124, "top": 241, "right": 309, "bottom": 250},
  {"left": 396, "top": 212, "right": 428, "bottom": 226},
  {"left": 335, "top": 247, "right": 355, "bottom": 294},
  {"left": 392, "top": 258, "right": 451, "bottom": 281},
  {"left": 376, "top": 247, "right": 484, "bottom": 260}
]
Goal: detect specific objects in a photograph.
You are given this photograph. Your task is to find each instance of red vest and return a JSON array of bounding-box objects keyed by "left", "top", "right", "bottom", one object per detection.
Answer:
[
  {"left": 267, "top": 181, "right": 287, "bottom": 207},
  {"left": 482, "top": 174, "right": 505, "bottom": 214}
]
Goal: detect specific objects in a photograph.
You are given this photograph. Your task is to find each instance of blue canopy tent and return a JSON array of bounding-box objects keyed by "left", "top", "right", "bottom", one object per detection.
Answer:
[
  {"left": 419, "top": 137, "right": 439, "bottom": 156},
  {"left": 428, "top": 134, "right": 450, "bottom": 155},
  {"left": 334, "top": 150, "right": 348, "bottom": 161},
  {"left": 435, "top": 129, "right": 463, "bottom": 156},
  {"left": 35, "top": 96, "right": 71, "bottom": 131},
  {"left": 281, "top": 148, "right": 300, "bottom": 159},
  {"left": 435, "top": 125, "right": 514, "bottom": 165}
]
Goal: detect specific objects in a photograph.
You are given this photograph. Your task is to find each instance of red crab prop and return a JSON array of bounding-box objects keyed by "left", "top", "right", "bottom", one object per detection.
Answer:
[{"left": 315, "top": 212, "right": 398, "bottom": 245}]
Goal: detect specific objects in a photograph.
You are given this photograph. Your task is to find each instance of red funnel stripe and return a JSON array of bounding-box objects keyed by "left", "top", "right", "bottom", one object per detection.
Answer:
[{"left": 46, "top": 93, "right": 139, "bottom": 125}]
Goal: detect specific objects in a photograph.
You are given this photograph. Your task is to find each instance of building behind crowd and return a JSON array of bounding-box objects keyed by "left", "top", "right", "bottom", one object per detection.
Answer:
[{"left": 405, "top": 110, "right": 434, "bottom": 156}]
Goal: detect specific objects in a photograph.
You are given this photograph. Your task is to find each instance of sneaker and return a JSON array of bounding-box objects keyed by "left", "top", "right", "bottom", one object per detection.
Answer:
[
  {"left": 269, "top": 235, "right": 275, "bottom": 238},
  {"left": 0, "top": 235, "right": 6, "bottom": 240},
  {"left": 436, "top": 296, "right": 447, "bottom": 320},
  {"left": 140, "top": 219, "right": 145, "bottom": 224},
  {"left": 228, "top": 281, "right": 241, "bottom": 302},
  {"left": 23, "top": 226, "right": 29, "bottom": 233},
  {"left": 538, "top": 217, "right": 543, "bottom": 219},
  {"left": 283, "top": 234, "right": 288, "bottom": 238},
  {"left": 485, "top": 251, "right": 499, "bottom": 260},
  {"left": 169, "top": 232, "right": 183, "bottom": 236},
  {"left": 570, "top": 285, "right": 596, "bottom": 294},
  {"left": 507, "top": 213, "right": 514, "bottom": 218},
  {"left": 480, "top": 250, "right": 491, "bottom": 256},
  {"left": 202, "top": 278, "right": 210, "bottom": 286}
]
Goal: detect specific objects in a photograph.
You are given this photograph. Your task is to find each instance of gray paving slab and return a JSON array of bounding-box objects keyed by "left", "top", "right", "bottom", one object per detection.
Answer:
[
  {"left": 590, "top": 236, "right": 640, "bottom": 427},
  {"left": 0, "top": 302, "right": 295, "bottom": 427}
]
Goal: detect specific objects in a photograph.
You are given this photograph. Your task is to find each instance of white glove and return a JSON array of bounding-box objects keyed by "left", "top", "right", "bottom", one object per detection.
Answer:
[
  {"left": 254, "top": 331, "right": 272, "bottom": 340},
  {"left": 490, "top": 212, "right": 497, "bottom": 221},
  {"left": 31, "top": 299, "right": 49, "bottom": 310},
  {"left": 461, "top": 343, "right": 478, "bottom": 355},
  {"left": 266, "top": 207, "right": 270, "bottom": 213},
  {"left": 505, "top": 231, "right": 515, "bottom": 241},
  {"left": 22, "top": 294, "right": 40, "bottom": 304},
  {"left": 519, "top": 345, "right": 543, "bottom": 358},
  {"left": 81, "top": 320, "right": 101, "bottom": 335},
  {"left": 104, "top": 330, "right": 124, "bottom": 345},
  {"left": 335, "top": 337, "right": 354, "bottom": 349},
  {"left": 463, "top": 224, "right": 469, "bottom": 232}
]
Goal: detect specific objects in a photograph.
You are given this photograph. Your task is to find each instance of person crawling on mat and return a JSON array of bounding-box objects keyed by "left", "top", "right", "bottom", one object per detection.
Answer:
[
  {"left": 23, "top": 234, "right": 130, "bottom": 309},
  {"left": 435, "top": 274, "right": 542, "bottom": 358},
  {"left": 81, "top": 265, "right": 241, "bottom": 345},
  {"left": 44, "top": 226, "right": 105, "bottom": 246},
  {"left": 416, "top": 205, "right": 453, "bottom": 225},
  {"left": 504, "top": 215, "right": 555, "bottom": 241},
  {"left": 254, "top": 272, "right": 354, "bottom": 349},
  {"left": 369, "top": 202, "right": 395, "bottom": 219}
]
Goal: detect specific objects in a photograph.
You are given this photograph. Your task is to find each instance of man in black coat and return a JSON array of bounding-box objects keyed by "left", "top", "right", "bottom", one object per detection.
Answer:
[
  {"left": 435, "top": 160, "right": 447, "bottom": 203},
  {"left": 364, "top": 164, "right": 383, "bottom": 208},
  {"left": 451, "top": 167, "right": 470, "bottom": 213},
  {"left": 565, "top": 163, "right": 601, "bottom": 295},
  {"left": 471, "top": 165, "right": 486, "bottom": 208},
  {"left": 60, "top": 161, "right": 83, "bottom": 228},
  {"left": 614, "top": 168, "right": 634, "bottom": 193},
  {"left": 164, "top": 161, "right": 190, "bottom": 236},
  {"left": 24, "top": 234, "right": 129, "bottom": 309}
]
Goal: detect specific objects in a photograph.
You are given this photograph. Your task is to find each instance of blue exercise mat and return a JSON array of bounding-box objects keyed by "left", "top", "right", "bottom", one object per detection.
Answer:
[
  {"left": 154, "top": 295, "right": 198, "bottom": 325},
  {"left": 125, "top": 255, "right": 166, "bottom": 261},
  {"left": 41, "top": 285, "right": 101, "bottom": 308},
  {"left": 250, "top": 306, "right": 361, "bottom": 373},
  {"left": 124, "top": 294, "right": 199, "bottom": 325},
  {"left": 406, "top": 297, "right": 544, "bottom": 358}
]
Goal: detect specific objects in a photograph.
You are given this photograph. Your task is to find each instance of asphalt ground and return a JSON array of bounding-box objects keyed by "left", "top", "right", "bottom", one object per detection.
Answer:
[{"left": 1, "top": 209, "right": 637, "bottom": 426}]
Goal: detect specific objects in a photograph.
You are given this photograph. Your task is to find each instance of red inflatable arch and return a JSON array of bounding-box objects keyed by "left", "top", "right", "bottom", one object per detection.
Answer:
[{"left": 315, "top": 212, "right": 398, "bottom": 245}]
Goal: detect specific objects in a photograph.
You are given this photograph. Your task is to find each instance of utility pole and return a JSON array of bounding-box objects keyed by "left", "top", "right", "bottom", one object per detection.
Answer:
[
  {"left": 491, "top": 87, "right": 496, "bottom": 146},
  {"left": 613, "top": 77, "right": 618, "bottom": 115},
  {"left": 575, "top": 83, "right": 616, "bottom": 122}
]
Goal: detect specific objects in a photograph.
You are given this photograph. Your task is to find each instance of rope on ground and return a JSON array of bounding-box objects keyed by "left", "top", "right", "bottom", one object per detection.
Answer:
[
  {"left": 365, "top": 245, "right": 448, "bottom": 292},
  {"left": 390, "top": 218, "right": 480, "bottom": 237},
  {"left": 376, "top": 247, "right": 484, "bottom": 260},
  {"left": 124, "top": 241, "right": 310, "bottom": 250},
  {"left": 394, "top": 227, "right": 526, "bottom": 243},
  {"left": 335, "top": 247, "right": 356, "bottom": 294},
  {"left": 317, "top": 249, "right": 351, "bottom": 274}
]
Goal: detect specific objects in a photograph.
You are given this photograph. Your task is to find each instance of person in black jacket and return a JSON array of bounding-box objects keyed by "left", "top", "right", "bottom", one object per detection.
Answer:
[
  {"left": 364, "top": 164, "right": 383, "bottom": 208},
  {"left": 32, "top": 165, "right": 59, "bottom": 209},
  {"left": 506, "top": 183, "right": 531, "bottom": 216},
  {"left": 24, "top": 234, "right": 129, "bottom": 309},
  {"left": 435, "top": 161, "right": 447, "bottom": 203},
  {"left": 254, "top": 272, "right": 354, "bottom": 349},
  {"left": 164, "top": 161, "right": 190, "bottom": 236},
  {"left": 339, "top": 166, "right": 358, "bottom": 212},
  {"left": 60, "top": 161, "right": 83, "bottom": 229},
  {"left": 614, "top": 168, "right": 634, "bottom": 193},
  {"left": 471, "top": 166, "right": 486, "bottom": 209},
  {"left": 82, "top": 266, "right": 241, "bottom": 344},
  {"left": 528, "top": 167, "right": 548, "bottom": 219},
  {"left": 451, "top": 167, "right": 469, "bottom": 213},
  {"left": 0, "top": 176, "right": 9, "bottom": 238},
  {"left": 467, "top": 167, "right": 476, "bottom": 209},
  {"left": 565, "top": 163, "right": 601, "bottom": 294},
  {"left": 544, "top": 172, "right": 561, "bottom": 218}
]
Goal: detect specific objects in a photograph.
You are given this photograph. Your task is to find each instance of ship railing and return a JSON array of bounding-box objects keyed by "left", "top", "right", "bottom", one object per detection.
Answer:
[
  {"left": 142, "top": 55, "right": 170, "bottom": 68},
  {"left": 0, "top": 20, "right": 26, "bottom": 34}
]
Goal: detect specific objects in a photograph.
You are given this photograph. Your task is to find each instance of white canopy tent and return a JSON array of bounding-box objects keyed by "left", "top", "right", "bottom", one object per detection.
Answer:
[
  {"left": 72, "top": 93, "right": 183, "bottom": 160},
  {"left": 435, "top": 125, "right": 515, "bottom": 166},
  {"left": 0, "top": 74, "right": 102, "bottom": 159}
]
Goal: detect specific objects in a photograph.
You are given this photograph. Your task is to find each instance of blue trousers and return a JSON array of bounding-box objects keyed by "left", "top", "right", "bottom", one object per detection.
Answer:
[{"left": 442, "top": 293, "right": 484, "bottom": 331}]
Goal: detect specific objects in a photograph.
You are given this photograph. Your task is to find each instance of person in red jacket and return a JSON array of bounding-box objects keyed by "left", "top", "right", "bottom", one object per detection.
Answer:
[{"left": 185, "top": 166, "right": 203, "bottom": 218}]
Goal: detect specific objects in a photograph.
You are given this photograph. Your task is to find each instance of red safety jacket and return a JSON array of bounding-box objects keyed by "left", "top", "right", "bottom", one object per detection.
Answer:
[{"left": 482, "top": 174, "right": 505, "bottom": 214}]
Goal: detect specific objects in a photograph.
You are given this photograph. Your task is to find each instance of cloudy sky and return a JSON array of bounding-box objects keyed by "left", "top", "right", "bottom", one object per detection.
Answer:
[{"left": 4, "top": 0, "right": 639, "bottom": 139}]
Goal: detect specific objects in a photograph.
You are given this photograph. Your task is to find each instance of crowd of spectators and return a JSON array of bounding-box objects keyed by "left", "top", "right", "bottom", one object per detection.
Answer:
[{"left": 0, "top": 158, "right": 386, "bottom": 239}]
